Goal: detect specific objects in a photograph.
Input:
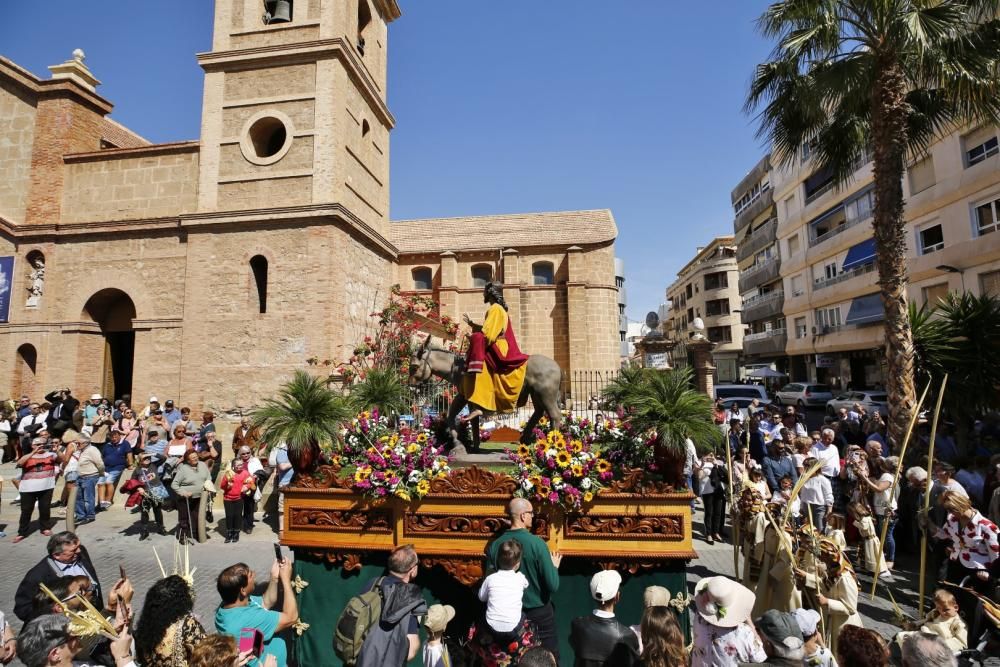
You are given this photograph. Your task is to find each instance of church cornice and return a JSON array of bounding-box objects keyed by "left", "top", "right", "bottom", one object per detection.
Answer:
[
  {"left": 196, "top": 37, "right": 395, "bottom": 128},
  {"left": 0, "top": 204, "right": 399, "bottom": 260}
]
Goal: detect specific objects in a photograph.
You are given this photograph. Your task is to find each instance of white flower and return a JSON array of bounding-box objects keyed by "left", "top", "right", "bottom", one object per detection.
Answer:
[
  {"left": 581, "top": 477, "right": 592, "bottom": 490},
  {"left": 522, "top": 478, "right": 534, "bottom": 491},
  {"left": 545, "top": 448, "right": 557, "bottom": 458},
  {"left": 408, "top": 470, "right": 422, "bottom": 483}
]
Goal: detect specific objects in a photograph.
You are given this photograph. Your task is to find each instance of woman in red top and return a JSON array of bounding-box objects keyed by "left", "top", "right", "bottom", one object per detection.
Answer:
[{"left": 219, "top": 458, "right": 255, "bottom": 544}]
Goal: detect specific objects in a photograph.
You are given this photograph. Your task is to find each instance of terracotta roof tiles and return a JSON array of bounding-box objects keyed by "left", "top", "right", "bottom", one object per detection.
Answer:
[{"left": 101, "top": 117, "right": 150, "bottom": 149}]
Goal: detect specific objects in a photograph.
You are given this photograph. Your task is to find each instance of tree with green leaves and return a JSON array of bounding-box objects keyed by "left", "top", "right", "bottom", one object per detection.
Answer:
[
  {"left": 251, "top": 370, "right": 353, "bottom": 474},
  {"left": 746, "top": 0, "right": 1000, "bottom": 448}
]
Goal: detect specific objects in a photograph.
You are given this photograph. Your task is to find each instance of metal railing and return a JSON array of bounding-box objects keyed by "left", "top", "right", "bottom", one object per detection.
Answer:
[
  {"left": 813, "top": 262, "right": 876, "bottom": 291},
  {"left": 743, "top": 327, "right": 786, "bottom": 342},
  {"left": 741, "top": 290, "right": 784, "bottom": 309},
  {"left": 740, "top": 260, "right": 776, "bottom": 280}
]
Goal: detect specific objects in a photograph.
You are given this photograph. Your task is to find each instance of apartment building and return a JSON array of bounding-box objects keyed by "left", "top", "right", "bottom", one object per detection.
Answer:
[
  {"left": 732, "top": 155, "right": 786, "bottom": 370},
  {"left": 735, "top": 123, "right": 1000, "bottom": 389},
  {"left": 663, "top": 237, "right": 743, "bottom": 381}
]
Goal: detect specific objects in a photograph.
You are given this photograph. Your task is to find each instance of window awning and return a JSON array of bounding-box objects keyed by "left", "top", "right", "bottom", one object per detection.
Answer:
[
  {"left": 845, "top": 293, "right": 884, "bottom": 326},
  {"left": 842, "top": 238, "right": 876, "bottom": 272}
]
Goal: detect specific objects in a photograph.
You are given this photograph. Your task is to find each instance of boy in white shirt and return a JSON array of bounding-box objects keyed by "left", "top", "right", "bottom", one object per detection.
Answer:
[{"left": 479, "top": 539, "right": 529, "bottom": 642}]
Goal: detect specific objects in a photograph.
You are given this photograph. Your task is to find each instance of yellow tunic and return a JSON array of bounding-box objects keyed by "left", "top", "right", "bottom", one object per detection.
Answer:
[{"left": 463, "top": 304, "right": 527, "bottom": 413}]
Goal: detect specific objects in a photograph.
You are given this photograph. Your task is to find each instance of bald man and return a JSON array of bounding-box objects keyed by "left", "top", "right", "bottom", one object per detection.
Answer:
[{"left": 486, "top": 497, "right": 563, "bottom": 658}]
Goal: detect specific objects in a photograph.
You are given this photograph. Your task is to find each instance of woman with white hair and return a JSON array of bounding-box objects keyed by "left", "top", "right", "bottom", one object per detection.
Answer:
[{"left": 858, "top": 456, "right": 900, "bottom": 571}]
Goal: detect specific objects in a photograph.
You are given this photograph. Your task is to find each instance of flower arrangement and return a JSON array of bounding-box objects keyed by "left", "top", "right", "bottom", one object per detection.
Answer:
[
  {"left": 337, "top": 410, "right": 451, "bottom": 500},
  {"left": 506, "top": 415, "right": 613, "bottom": 510},
  {"left": 594, "top": 417, "right": 658, "bottom": 472}
]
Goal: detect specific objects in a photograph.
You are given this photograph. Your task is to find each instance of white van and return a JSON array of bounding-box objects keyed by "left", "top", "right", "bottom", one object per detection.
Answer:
[{"left": 713, "top": 384, "right": 770, "bottom": 403}]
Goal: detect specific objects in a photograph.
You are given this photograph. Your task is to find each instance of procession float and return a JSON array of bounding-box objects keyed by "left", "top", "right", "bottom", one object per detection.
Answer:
[{"left": 261, "top": 287, "right": 709, "bottom": 665}]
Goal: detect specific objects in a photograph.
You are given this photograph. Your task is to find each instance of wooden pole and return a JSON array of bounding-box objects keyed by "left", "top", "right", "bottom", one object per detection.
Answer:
[
  {"left": 805, "top": 503, "right": 826, "bottom": 644},
  {"left": 870, "top": 382, "right": 930, "bottom": 598},
  {"left": 919, "top": 374, "right": 949, "bottom": 619},
  {"left": 724, "top": 435, "right": 739, "bottom": 579}
]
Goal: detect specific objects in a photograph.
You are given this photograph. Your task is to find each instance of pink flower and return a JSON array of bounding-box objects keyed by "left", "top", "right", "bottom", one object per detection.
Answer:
[{"left": 548, "top": 492, "right": 559, "bottom": 503}]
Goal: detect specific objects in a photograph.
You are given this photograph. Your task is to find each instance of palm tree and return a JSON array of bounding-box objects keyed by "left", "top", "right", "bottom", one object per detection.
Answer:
[
  {"left": 746, "top": 1, "right": 1000, "bottom": 447},
  {"left": 603, "top": 367, "right": 722, "bottom": 483},
  {"left": 251, "top": 370, "right": 353, "bottom": 475},
  {"left": 600, "top": 362, "right": 646, "bottom": 413},
  {"left": 908, "top": 301, "right": 956, "bottom": 389},
  {"left": 349, "top": 367, "right": 409, "bottom": 419}
]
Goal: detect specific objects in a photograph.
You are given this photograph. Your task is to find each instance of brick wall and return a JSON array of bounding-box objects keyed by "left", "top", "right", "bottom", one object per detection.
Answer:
[{"left": 0, "top": 79, "right": 37, "bottom": 223}]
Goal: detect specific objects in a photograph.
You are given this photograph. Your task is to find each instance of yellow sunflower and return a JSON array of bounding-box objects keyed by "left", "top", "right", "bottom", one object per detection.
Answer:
[
  {"left": 396, "top": 489, "right": 411, "bottom": 501},
  {"left": 583, "top": 491, "right": 594, "bottom": 503},
  {"left": 436, "top": 471, "right": 448, "bottom": 479},
  {"left": 538, "top": 485, "right": 551, "bottom": 497},
  {"left": 529, "top": 475, "right": 542, "bottom": 489},
  {"left": 570, "top": 440, "right": 583, "bottom": 453},
  {"left": 416, "top": 479, "right": 431, "bottom": 495},
  {"left": 517, "top": 444, "right": 532, "bottom": 459},
  {"left": 555, "top": 451, "right": 571, "bottom": 468},
  {"left": 596, "top": 459, "right": 611, "bottom": 473},
  {"left": 571, "top": 464, "right": 584, "bottom": 477},
  {"left": 407, "top": 443, "right": 420, "bottom": 454},
  {"left": 416, "top": 433, "right": 428, "bottom": 444}
]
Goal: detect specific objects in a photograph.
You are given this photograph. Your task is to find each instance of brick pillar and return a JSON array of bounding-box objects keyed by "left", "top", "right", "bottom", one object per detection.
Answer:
[
  {"left": 437, "top": 252, "right": 458, "bottom": 322},
  {"left": 688, "top": 338, "right": 717, "bottom": 398},
  {"left": 565, "top": 246, "right": 587, "bottom": 376}
]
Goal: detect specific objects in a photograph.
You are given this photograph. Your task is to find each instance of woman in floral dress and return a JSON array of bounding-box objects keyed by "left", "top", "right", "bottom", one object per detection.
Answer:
[{"left": 690, "top": 576, "right": 766, "bottom": 667}]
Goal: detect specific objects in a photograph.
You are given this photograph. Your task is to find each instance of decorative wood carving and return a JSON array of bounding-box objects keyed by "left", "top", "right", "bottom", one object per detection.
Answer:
[
  {"left": 566, "top": 515, "right": 684, "bottom": 540},
  {"left": 295, "top": 464, "right": 354, "bottom": 490},
  {"left": 289, "top": 508, "right": 392, "bottom": 533},
  {"left": 300, "top": 550, "right": 364, "bottom": 572},
  {"left": 429, "top": 466, "right": 518, "bottom": 495},
  {"left": 404, "top": 513, "right": 506, "bottom": 538},
  {"left": 603, "top": 468, "right": 680, "bottom": 495},
  {"left": 421, "top": 556, "right": 484, "bottom": 586},
  {"left": 596, "top": 559, "right": 661, "bottom": 575}
]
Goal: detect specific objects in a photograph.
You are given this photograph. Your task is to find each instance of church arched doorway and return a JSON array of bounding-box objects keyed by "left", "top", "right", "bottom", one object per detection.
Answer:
[
  {"left": 13, "top": 343, "right": 38, "bottom": 398},
  {"left": 81, "top": 289, "right": 136, "bottom": 400}
]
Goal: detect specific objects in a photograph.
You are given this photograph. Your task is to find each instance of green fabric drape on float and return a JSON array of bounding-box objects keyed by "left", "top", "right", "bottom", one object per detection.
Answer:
[{"left": 294, "top": 553, "right": 690, "bottom": 667}]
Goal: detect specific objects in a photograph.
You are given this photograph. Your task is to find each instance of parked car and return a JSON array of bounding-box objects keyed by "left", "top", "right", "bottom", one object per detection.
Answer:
[
  {"left": 825, "top": 390, "right": 889, "bottom": 417},
  {"left": 714, "top": 384, "right": 770, "bottom": 403},
  {"left": 774, "top": 383, "right": 834, "bottom": 408}
]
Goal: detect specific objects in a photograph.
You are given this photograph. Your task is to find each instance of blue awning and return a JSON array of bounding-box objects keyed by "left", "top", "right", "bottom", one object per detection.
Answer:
[
  {"left": 845, "top": 293, "right": 884, "bottom": 326},
  {"left": 842, "top": 238, "right": 876, "bottom": 272}
]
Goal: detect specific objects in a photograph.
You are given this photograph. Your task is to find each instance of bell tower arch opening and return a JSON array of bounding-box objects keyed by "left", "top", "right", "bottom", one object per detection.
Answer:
[
  {"left": 13, "top": 343, "right": 38, "bottom": 398},
  {"left": 81, "top": 289, "right": 136, "bottom": 401}
]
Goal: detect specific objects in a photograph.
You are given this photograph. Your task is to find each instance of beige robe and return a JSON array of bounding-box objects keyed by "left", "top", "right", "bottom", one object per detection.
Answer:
[
  {"left": 804, "top": 571, "right": 863, "bottom": 656},
  {"left": 742, "top": 512, "right": 768, "bottom": 588},
  {"left": 921, "top": 611, "right": 968, "bottom": 652},
  {"left": 752, "top": 526, "right": 801, "bottom": 616},
  {"left": 854, "top": 515, "right": 888, "bottom": 575}
]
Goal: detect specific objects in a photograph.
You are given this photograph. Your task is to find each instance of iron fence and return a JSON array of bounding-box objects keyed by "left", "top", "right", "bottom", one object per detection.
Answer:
[{"left": 406, "top": 369, "right": 621, "bottom": 430}]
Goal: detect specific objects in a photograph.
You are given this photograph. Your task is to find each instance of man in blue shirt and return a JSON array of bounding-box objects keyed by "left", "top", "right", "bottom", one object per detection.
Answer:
[
  {"left": 162, "top": 400, "right": 182, "bottom": 430},
  {"left": 216, "top": 558, "right": 298, "bottom": 667}
]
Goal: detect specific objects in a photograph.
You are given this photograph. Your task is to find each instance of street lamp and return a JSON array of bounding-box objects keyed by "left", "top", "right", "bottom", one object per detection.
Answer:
[{"left": 936, "top": 264, "right": 966, "bottom": 293}]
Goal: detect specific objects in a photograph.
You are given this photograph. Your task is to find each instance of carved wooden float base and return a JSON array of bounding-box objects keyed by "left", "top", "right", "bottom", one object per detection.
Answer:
[{"left": 282, "top": 466, "right": 697, "bottom": 578}]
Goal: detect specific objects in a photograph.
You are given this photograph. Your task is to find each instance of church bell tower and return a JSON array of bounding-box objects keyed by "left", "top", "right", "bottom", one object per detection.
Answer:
[{"left": 195, "top": 0, "right": 399, "bottom": 236}]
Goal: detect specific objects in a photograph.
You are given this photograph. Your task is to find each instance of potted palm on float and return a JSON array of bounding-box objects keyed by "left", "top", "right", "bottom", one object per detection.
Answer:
[
  {"left": 251, "top": 370, "right": 353, "bottom": 476},
  {"left": 602, "top": 367, "right": 722, "bottom": 485}
]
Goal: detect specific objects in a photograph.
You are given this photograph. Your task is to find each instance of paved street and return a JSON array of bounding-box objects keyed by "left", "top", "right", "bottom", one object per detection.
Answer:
[{"left": 0, "top": 457, "right": 922, "bottom": 664}]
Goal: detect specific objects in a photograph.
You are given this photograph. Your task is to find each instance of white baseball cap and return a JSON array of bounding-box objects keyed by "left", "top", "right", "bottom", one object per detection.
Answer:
[
  {"left": 149, "top": 396, "right": 159, "bottom": 403},
  {"left": 793, "top": 608, "right": 821, "bottom": 637},
  {"left": 590, "top": 569, "right": 622, "bottom": 602}
]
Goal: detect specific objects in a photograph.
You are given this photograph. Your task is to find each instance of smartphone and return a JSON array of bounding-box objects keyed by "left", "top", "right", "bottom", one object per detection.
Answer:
[
  {"left": 273, "top": 543, "right": 283, "bottom": 563},
  {"left": 238, "top": 628, "right": 264, "bottom": 657}
]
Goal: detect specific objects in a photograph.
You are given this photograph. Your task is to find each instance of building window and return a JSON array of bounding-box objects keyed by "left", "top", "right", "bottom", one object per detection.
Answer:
[
  {"left": 922, "top": 283, "right": 949, "bottom": 307},
  {"left": 787, "top": 233, "right": 801, "bottom": 256},
  {"left": 964, "top": 127, "right": 999, "bottom": 167},
  {"left": 823, "top": 262, "right": 838, "bottom": 281},
  {"left": 531, "top": 261, "right": 554, "bottom": 286},
  {"left": 263, "top": 0, "right": 293, "bottom": 24},
  {"left": 974, "top": 196, "right": 1000, "bottom": 236},
  {"left": 801, "top": 135, "right": 819, "bottom": 162},
  {"left": 471, "top": 264, "right": 492, "bottom": 288},
  {"left": 705, "top": 299, "right": 730, "bottom": 316},
  {"left": 733, "top": 178, "right": 771, "bottom": 216},
  {"left": 357, "top": 0, "right": 372, "bottom": 55},
  {"left": 362, "top": 119, "right": 370, "bottom": 137},
  {"left": 814, "top": 306, "right": 842, "bottom": 330},
  {"left": 412, "top": 267, "right": 432, "bottom": 291},
  {"left": 249, "top": 255, "right": 268, "bottom": 314},
  {"left": 980, "top": 269, "right": 1000, "bottom": 297},
  {"left": 917, "top": 223, "right": 945, "bottom": 255},
  {"left": 804, "top": 165, "right": 835, "bottom": 203},
  {"left": 707, "top": 326, "right": 732, "bottom": 343},
  {"left": 790, "top": 274, "right": 804, "bottom": 297},
  {"left": 908, "top": 156, "right": 936, "bottom": 194},
  {"left": 685, "top": 284, "right": 693, "bottom": 299},
  {"left": 687, "top": 308, "right": 694, "bottom": 322},
  {"left": 794, "top": 316, "right": 807, "bottom": 339},
  {"left": 704, "top": 272, "right": 728, "bottom": 290}
]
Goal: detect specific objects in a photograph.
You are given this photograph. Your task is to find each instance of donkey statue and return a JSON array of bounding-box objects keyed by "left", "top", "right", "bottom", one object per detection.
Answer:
[{"left": 409, "top": 336, "right": 563, "bottom": 454}]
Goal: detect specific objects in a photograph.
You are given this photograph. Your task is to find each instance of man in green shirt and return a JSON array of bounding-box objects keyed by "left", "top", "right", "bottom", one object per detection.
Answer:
[{"left": 486, "top": 497, "right": 562, "bottom": 658}]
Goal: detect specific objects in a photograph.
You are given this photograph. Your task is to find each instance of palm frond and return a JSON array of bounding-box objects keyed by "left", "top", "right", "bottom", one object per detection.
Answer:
[
  {"left": 250, "top": 371, "right": 352, "bottom": 455},
  {"left": 348, "top": 367, "right": 410, "bottom": 418},
  {"left": 623, "top": 368, "right": 723, "bottom": 456}
]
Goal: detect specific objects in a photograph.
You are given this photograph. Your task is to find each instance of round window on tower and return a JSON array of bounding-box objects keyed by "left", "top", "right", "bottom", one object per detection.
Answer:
[{"left": 239, "top": 110, "right": 294, "bottom": 166}]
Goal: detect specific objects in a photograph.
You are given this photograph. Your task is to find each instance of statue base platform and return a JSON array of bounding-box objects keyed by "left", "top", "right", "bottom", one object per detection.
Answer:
[{"left": 282, "top": 465, "right": 696, "bottom": 665}]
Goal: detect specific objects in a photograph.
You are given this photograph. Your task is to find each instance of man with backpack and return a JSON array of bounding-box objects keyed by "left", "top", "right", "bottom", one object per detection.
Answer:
[{"left": 336, "top": 544, "right": 426, "bottom": 667}]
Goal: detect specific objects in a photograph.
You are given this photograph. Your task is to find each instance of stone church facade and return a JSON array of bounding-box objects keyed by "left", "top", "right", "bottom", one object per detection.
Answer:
[{"left": 0, "top": 0, "right": 620, "bottom": 412}]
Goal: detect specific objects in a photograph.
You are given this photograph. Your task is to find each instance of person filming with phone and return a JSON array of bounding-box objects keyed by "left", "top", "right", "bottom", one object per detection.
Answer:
[{"left": 215, "top": 553, "right": 298, "bottom": 667}]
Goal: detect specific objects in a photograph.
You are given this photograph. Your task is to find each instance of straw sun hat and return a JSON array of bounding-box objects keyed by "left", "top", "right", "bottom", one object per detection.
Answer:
[{"left": 694, "top": 576, "right": 756, "bottom": 628}]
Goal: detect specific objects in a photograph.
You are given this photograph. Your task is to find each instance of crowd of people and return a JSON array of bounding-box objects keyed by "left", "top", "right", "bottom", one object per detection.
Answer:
[{"left": 0, "top": 389, "right": 292, "bottom": 544}]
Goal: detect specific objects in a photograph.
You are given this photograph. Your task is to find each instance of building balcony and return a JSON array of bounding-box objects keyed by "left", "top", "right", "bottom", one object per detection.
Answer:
[
  {"left": 737, "top": 218, "right": 778, "bottom": 262},
  {"left": 743, "top": 328, "right": 787, "bottom": 357},
  {"left": 734, "top": 189, "right": 774, "bottom": 233},
  {"left": 741, "top": 290, "right": 785, "bottom": 323},
  {"left": 738, "top": 258, "right": 781, "bottom": 293},
  {"left": 812, "top": 262, "right": 876, "bottom": 293}
]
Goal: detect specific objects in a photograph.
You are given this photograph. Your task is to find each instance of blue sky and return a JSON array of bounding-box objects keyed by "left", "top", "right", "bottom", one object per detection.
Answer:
[{"left": 2, "top": 1, "right": 773, "bottom": 320}]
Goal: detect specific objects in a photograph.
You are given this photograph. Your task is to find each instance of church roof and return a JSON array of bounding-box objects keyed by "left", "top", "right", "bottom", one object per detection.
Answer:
[
  {"left": 101, "top": 117, "right": 151, "bottom": 149},
  {"left": 389, "top": 209, "right": 617, "bottom": 254}
]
